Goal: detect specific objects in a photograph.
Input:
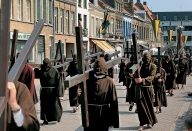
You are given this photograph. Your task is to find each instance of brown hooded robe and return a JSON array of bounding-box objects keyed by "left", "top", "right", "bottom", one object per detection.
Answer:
[
  {"left": 18, "top": 63, "right": 38, "bottom": 104},
  {"left": 7, "top": 81, "right": 40, "bottom": 131},
  {"left": 135, "top": 53, "right": 158, "bottom": 126},
  {"left": 85, "top": 58, "right": 119, "bottom": 131}
]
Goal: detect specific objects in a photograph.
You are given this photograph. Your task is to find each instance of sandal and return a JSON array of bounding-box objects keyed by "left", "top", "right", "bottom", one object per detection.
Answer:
[
  {"left": 138, "top": 126, "right": 144, "bottom": 131},
  {"left": 129, "top": 105, "right": 133, "bottom": 111}
]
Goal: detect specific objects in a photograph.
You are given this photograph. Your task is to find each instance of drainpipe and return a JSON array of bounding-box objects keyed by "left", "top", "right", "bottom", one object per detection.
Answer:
[{"left": 53, "top": 0, "right": 55, "bottom": 59}]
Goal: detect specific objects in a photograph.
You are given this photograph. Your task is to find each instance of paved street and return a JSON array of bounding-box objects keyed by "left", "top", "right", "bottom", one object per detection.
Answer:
[{"left": 34, "top": 74, "right": 192, "bottom": 131}]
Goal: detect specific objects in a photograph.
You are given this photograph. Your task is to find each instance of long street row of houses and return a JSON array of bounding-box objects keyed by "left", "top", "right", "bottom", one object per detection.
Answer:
[{"left": 7, "top": 0, "right": 164, "bottom": 63}]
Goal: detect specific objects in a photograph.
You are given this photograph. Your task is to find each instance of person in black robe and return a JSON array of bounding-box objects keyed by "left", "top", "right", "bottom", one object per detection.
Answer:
[
  {"left": 162, "top": 55, "right": 177, "bottom": 96},
  {"left": 118, "top": 58, "right": 126, "bottom": 86},
  {"left": 84, "top": 58, "right": 119, "bottom": 131},
  {"left": 153, "top": 58, "right": 167, "bottom": 114},
  {"left": 104, "top": 54, "right": 114, "bottom": 79},
  {"left": 176, "top": 55, "right": 189, "bottom": 89},
  {"left": 124, "top": 58, "right": 136, "bottom": 112},
  {"left": 34, "top": 58, "right": 63, "bottom": 125},
  {"left": 186, "top": 53, "right": 192, "bottom": 76},
  {"left": 66, "top": 54, "right": 80, "bottom": 113},
  {"left": 134, "top": 52, "right": 158, "bottom": 131}
]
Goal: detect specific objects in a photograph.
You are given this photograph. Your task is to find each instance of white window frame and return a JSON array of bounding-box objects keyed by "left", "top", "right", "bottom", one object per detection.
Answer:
[
  {"left": 17, "top": 0, "right": 22, "bottom": 20},
  {"left": 110, "top": 18, "right": 114, "bottom": 34},
  {"left": 10, "top": 0, "right": 13, "bottom": 19},
  {"left": 48, "top": 0, "right": 53, "bottom": 24},
  {"left": 26, "top": 0, "right": 31, "bottom": 22},
  {"left": 71, "top": 12, "right": 75, "bottom": 34},
  {"left": 54, "top": 7, "right": 58, "bottom": 33},
  {"left": 66, "top": 10, "right": 69, "bottom": 34},
  {"left": 60, "top": 9, "right": 64, "bottom": 33},
  {"left": 91, "top": 17, "right": 94, "bottom": 36},
  {"left": 42, "top": 0, "right": 47, "bottom": 23}
]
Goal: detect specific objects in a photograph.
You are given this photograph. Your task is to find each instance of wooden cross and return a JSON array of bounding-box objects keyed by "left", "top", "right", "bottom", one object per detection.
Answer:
[
  {"left": 64, "top": 27, "right": 121, "bottom": 128},
  {"left": 9, "top": 29, "right": 19, "bottom": 71},
  {"left": 0, "top": 16, "right": 44, "bottom": 131}
]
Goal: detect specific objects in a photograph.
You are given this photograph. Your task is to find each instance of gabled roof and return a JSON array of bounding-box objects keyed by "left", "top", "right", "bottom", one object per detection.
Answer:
[
  {"left": 89, "top": 0, "right": 102, "bottom": 9},
  {"left": 133, "top": 5, "right": 140, "bottom": 11},
  {"left": 123, "top": 9, "right": 130, "bottom": 14},
  {"left": 142, "top": 4, "right": 153, "bottom": 20}
]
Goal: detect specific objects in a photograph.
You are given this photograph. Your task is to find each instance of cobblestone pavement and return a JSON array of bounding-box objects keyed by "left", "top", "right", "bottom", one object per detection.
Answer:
[{"left": 34, "top": 74, "right": 192, "bottom": 131}]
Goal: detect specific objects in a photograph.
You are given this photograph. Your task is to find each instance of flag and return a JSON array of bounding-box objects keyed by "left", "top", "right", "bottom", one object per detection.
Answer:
[
  {"left": 151, "top": 20, "right": 160, "bottom": 39},
  {"left": 100, "top": 13, "right": 110, "bottom": 35},
  {"left": 185, "top": 36, "right": 188, "bottom": 44},
  {"left": 167, "top": 30, "right": 173, "bottom": 42}
]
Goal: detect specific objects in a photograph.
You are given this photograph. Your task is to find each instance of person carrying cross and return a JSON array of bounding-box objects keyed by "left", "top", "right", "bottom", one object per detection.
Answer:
[
  {"left": 84, "top": 57, "right": 119, "bottom": 131},
  {"left": 134, "top": 52, "right": 158, "bottom": 131}
]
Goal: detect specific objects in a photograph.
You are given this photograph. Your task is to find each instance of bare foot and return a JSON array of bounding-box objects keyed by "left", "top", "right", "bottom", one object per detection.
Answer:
[{"left": 138, "top": 126, "right": 144, "bottom": 131}]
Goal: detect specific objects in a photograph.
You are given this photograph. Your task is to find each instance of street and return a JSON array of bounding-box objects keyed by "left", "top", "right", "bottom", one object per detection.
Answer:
[{"left": 34, "top": 74, "right": 192, "bottom": 131}]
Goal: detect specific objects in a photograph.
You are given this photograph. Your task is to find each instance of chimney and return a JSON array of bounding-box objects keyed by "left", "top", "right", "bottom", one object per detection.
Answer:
[
  {"left": 143, "top": 1, "right": 147, "bottom": 5},
  {"left": 137, "top": 0, "right": 140, "bottom": 3},
  {"left": 93, "top": 0, "right": 98, "bottom": 6}
]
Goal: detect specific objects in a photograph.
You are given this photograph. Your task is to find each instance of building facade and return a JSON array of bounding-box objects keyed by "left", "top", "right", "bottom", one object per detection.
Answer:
[
  {"left": 153, "top": 11, "right": 192, "bottom": 47},
  {"left": 10, "top": 0, "right": 54, "bottom": 63},
  {"left": 77, "top": 0, "right": 89, "bottom": 53},
  {"left": 54, "top": 0, "right": 76, "bottom": 58}
]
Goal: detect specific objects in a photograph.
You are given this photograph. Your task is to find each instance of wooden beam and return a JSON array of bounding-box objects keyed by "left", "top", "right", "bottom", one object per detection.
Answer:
[
  {"left": 64, "top": 57, "right": 121, "bottom": 88},
  {"left": 75, "top": 27, "right": 89, "bottom": 127},
  {"left": 0, "top": 0, "right": 11, "bottom": 130},
  {"left": 8, "top": 20, "right": 44, "bottom": 83}
]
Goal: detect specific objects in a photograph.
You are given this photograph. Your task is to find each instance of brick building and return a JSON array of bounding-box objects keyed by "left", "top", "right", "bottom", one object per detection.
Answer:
[{"left": 54, "top": 0, "right": 76, "bottom": 58}]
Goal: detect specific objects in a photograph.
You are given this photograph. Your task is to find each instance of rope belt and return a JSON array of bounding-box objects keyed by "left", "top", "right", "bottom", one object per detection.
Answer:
[{"left": 88, "top": 104, "right": 109, "bottom": 106}]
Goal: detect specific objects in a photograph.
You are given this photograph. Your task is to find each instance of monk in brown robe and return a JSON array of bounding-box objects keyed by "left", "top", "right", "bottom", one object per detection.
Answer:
[
  {"left": 7, "top": 82, "right": 40, "bottom": 131},
  {"left": 134, "top": 52, "right": 158, "bottom": 131},
  {"left": 16, "top": 52, "right": 38, "bottom": 104},
  {"left": 104, "top": 54, "right": 114, "bottom": 79},
  {"left": 66, "top": 54, "right": 80, "bottom": 113},
  {"left": 153, "top": 58, "right": 167, "bottom": 114},
  {"left": 35, "top": 58, "right": 63, "bottom": 125},
  {"left": 124, "top": 57, "right": 136, "bottom": 112},
  {"left": 85, "top": 58, "right": 119, "bottom": 131}
]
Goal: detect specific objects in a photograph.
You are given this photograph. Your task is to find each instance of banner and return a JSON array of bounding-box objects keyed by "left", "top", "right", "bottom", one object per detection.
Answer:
[
  {"left": 167, "top": 30, "right": 173, "bottom": 42},
  {"left": 151, "top": 20, "right": 160, "bottom": 39},
  {"left": 100, "top": 13, "right": 110, "bottom": 35}
]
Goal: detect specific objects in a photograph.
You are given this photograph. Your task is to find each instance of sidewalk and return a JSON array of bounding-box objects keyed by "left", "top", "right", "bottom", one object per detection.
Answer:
[{"left": 34, "top": 74, "right": 192, "bottom": 131}]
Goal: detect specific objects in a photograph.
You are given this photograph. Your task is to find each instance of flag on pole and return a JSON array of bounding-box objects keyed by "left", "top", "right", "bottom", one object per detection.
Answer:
[
  {"left": 151, "top": 20, "right": 160, "bottom": 39},
  {"left": 100, "top": 13, "right": 110, "bottom": 35},
  {"left": 185, "top": 36, "right": 188, "bottom": 44},
  {"left": 167, "top": 30, "right": 173, "bottom": 42}
]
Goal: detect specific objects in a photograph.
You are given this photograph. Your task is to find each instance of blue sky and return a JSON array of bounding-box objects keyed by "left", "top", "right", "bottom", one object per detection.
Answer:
[{"left": 133, "top": 0, "right": 192, "bottom": 12}]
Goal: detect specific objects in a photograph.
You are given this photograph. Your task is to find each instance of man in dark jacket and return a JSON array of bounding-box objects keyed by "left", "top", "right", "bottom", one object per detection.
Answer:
[{"left": 84, "top": 58, "right": 119, "bottom": 131}]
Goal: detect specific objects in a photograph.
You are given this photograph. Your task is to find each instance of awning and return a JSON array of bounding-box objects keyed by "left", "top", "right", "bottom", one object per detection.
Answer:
[{"left": 92, "top": 40, "right": 115, "bottom": 52}]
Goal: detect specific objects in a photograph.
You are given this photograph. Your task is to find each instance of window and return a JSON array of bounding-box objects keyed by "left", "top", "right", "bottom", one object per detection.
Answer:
[
  {"left": 10, "top": 0, "right": 13, "bottom": 19},
  {"left": 91, "top": 17, "right": 94, "bottom": 36},
  {"left": 163, "top": 16, "right": 166, "bottom": 21},
  {"left": 96, "top": 18, "right": 99, "bottom": 36},
  {"left": 71, "top": 12, "right": 75, "bottom": 34},
  {"left": 60, "top": 9, "right": 64, "bottom": 33},
  {"left": 83, "top": 0, "right": 87, "bottom": 9},
  {"left": 37, "top": 0, "right": 40, "bottom": 20},
  {"left": 110, "top": 18, "right": 114, "bottom": 34},
  {"left": 17, "top": 0, "right": 22, "bottom": 20},
  {"left": 48, "top": 0, "right": 53, "bottom": 24},
  {"left": 185, "top": 16, "right": 188, "bottom": 20},
  {"left": 26, "top": 0, "right": 31, "bottom": 22},
  {"left": 83, "top": 15, "right": 87, "bottom": 29},
  {"left": 174, "top": 16, "right": 177, "bottom": 20},
  {"left": 43, "top": 0, "right": 47, "bottom": 22},
  {"left": 78, "top": 0, "right": 82, "bottom": 7},
  {"left": 54, "top": 7, "right": 58, "bottom": 33},
  {"left": 66, "top": 10, "right": 69, "bottom": 34},
  {"left": 100, "top": 19, "right": 103, "bottom": 36}
]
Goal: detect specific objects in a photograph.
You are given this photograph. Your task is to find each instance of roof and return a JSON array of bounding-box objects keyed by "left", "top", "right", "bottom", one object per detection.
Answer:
[
  {"left": 89, "top": 0, "right": 102, "bottom": 9},
  {"left": 142, "top": 4, "right": 153, "bottom": 20},
  {"left": 133, "top": 5, "right": 140, "bottom": 11},
  {"left": 123, "top": 9, "right": 130, "bottom": 14},
  {"left": 98, "top": 0, "right": 111, "bottom": 9}
]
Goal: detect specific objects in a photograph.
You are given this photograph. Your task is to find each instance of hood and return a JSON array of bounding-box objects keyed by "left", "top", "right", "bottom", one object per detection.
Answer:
[
  {"left": 93, "top": 58, "right": 108, "bottom": 75},
  {"left": 142, "top": 52, "right": 151, "bottom": 64},
  {"left": 42, "top": 58, "right": 51, "bottom": 67}
]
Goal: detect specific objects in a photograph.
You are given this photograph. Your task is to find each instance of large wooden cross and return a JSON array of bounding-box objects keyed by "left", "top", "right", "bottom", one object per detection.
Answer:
[
  {"left": 0, "top": 15, "right": 44, "bottom": 131},
  {"left": 64, "top": 26, "right": 121, "bottom": 128}
]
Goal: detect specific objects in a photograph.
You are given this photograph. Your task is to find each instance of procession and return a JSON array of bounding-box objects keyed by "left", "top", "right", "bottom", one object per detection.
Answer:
[{"left": 1, "top": 0, "right": 192, "bottom": 131}]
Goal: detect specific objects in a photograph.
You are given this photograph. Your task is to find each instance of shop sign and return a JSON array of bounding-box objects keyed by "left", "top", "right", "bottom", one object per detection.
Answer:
[{"left": 10, "top": 32, "right": 30, "bottom": 40}]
